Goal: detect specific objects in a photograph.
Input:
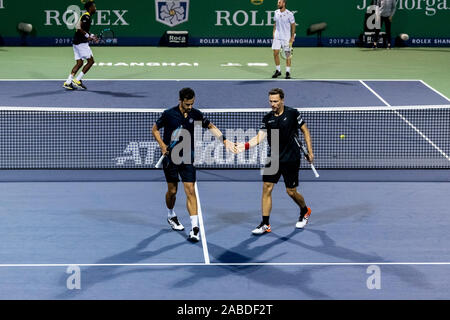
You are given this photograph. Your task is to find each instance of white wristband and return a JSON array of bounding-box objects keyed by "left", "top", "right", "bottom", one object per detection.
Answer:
[{"left": 85, "top": 33, "right": 90, "bottom": 39}]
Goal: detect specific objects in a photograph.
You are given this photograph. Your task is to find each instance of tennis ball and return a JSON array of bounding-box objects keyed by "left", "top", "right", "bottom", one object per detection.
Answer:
[
  {"left": 400, "top": 33, "right": 409, "bottom": 41},
  {"left": 340, "top": 134, "right": 346, "bottom": 139}
]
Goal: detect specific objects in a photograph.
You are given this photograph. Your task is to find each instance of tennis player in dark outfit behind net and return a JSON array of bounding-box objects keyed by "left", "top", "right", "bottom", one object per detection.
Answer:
[
  {"left": 63, "top": 0, "right": 98, "bottom": 90},
  {"left": 152, "top": 88, "right": 237, "bottom": 242},
  {"left": 237, "top": 88, "right": 314, "bottom": 234}
]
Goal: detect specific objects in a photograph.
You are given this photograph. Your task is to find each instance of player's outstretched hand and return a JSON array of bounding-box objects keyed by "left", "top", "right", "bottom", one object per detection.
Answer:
[
  {"left": 224, "top": 140, "right": 239, "bottom": 154},
  {"left": 235, "top": 142, "right": 246, "bottom": 154},
  {"left": 90, "top": 34, "right": 99, "bottom": 43}
]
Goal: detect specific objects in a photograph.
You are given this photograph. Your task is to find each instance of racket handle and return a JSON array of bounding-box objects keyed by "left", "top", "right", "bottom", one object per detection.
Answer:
[
  {"left": 310, "top": 163, "right": 319, "bottom": 178},
  {"left": 155, "top": 155, "right": 166, "bottom": 168}
]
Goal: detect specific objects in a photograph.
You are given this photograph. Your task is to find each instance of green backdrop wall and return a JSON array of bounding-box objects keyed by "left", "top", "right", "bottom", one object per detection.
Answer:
[{"left": 0, "top": 0, "right": 449, "bottom": 46}]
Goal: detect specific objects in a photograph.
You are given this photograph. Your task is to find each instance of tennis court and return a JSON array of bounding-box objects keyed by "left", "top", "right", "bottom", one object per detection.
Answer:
[
  {"left": 0, "top": 66, "right": 449, "bottom": 299},
  {"left": 1, "top": 0, "right": 450, "bottom": 302}
]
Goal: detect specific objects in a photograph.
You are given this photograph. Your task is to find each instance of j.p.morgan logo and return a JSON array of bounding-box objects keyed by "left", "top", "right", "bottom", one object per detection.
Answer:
[{"left": 155, "top": 0, "right": 189, "bottom": 27}]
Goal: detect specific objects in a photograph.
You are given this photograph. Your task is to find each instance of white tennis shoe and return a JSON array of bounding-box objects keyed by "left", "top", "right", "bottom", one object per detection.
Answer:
[
  {"left": 167, "top": 216, "right": 184, "bottom": 231},
  {"left": 189, "top": 227, "right": 200, "bottom": 242},
  {"left": 296, "top": 207, "right": 312, "bottom": 229},
  {"left": 252, "top": 223, "right": 271, "bottom": 235}
]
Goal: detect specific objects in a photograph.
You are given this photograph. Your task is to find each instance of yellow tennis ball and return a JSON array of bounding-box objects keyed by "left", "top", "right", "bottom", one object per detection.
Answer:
[{"left": 340, "top": 134, "right": 346, "bottom": 139}]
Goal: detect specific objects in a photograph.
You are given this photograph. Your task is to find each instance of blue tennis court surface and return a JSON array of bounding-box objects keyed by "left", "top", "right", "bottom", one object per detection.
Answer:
[
  {"left": 0, "top": 79, "right": 449, "bottom": 300},
  {"left": 0, "top": 180, "right": 449, "bottom": 299},
  {"left": 0, "top": 79, "right": 449, "bottom": 108}
]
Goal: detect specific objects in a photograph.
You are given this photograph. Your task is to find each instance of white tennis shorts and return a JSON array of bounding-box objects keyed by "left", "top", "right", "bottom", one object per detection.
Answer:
[
  {"left": 73, "top": 43, "right": 93, "bottom": 60},
  {"left": 272, "top": 38, "right": 290, "bottom": 51}
]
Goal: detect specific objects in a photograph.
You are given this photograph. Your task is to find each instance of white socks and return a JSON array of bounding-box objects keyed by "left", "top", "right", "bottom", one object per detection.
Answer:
[
  {"left": 65, "top": 74, "right": 74, "bottom": 85},
  {"left": 286, "top": 67, "right": 291, "bottom": 73},
  {"left": 76, "top": 72, "right": 85, "bottom": 81},
  {"left": 167, "top": 210, "right": 199, "bottom": 229},
  {"left": 167, "top": 208, "right": 176, "bottom": 218},
  {"left": 276, "top": 65, "right": 281, "bottom": 72},
  {"left": 190, "top": 215, "right": 199, "bottom": 229}
]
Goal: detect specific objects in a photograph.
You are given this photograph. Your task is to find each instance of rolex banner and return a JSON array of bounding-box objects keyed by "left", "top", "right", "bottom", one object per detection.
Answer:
[{"left": 0, "top": 0, "right": 449, "bottom": 46}]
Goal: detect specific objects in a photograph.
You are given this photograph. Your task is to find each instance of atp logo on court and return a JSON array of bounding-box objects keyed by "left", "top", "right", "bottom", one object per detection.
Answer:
[{"left": 155, "top": 0, "right": 189, "bottom": 27}]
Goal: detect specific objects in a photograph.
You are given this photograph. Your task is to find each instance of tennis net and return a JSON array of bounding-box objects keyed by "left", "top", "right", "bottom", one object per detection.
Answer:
[{"left": 0, "top": 106, "right": 449, "bottom": 169}]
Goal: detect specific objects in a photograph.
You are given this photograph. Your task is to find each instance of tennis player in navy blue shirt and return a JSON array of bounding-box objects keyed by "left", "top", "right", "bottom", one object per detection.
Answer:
[
  {"left": 152, "top": 88, "right": 236, "bottom": 242},
  {"left": 237, "top": 88, "right": 314, "bottom": 235}
]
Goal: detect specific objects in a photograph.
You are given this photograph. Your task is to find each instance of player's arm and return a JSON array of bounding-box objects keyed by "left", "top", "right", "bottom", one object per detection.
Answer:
[
  {"left": 237, "top": 130, "right": 267, "bottom": 153},
  {"left": 207, "top": 123, "right": 237, "bottom": 153},
  {"left": 290, "top": 22, "right": 296, "bottom": 45},
  {"left": 152, "top": 123, "right": 168, "bottom": 155},
  {"left": 273, "top": 24, "right": 276, "bottom": 39},
  {"left": 300, "top": 124, "right": 314, "bottom": 163}
]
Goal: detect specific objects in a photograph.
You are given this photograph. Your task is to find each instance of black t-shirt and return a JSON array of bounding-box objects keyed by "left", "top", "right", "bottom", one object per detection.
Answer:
[
  {"left": 260, "top": 106, "right": 305, "bottom": 163},
  {"left": 156, "top": 106, "right": 211, "bottom": 162},
  {"left": 73, "top": 13, "right": 92, "bottom": 45}
]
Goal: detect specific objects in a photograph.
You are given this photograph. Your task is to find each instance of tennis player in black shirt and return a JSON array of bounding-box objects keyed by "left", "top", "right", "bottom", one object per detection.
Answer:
[
  {"left": 237, "top": 88, "right": 314, "bottom": 234},
  {"left": 152, "top": 88, "right": 237, "bottom": 242},
  {"left": 63, "top": 0, "right": 98, "bottom": 90}
]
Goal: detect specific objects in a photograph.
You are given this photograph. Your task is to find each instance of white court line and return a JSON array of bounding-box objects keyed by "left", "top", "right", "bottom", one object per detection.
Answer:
[
  {"left": 1, "top": 105, "right": 449, "bottom": 113},
  {"left": 195, "top": 182, "right": 210, "bottom": 264},
  {"left": 420, "top": 80, "right": 450, "bottom": 102},
  {"left": 360, "top": 80, "right": 450, "bottom": 162},
  {"left": 1, "top": 262, "right": 450, "bottom": 267},
  {"left": 0, "top": 78, "right": 424, "bottom": 82}
]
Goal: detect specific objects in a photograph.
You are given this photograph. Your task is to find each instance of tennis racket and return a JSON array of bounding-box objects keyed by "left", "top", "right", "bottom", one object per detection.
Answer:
[
  {"left": 155, "top": 125, "right": 183, "bottom": 168},
  {"left": 280, "top": 43, "right": 293, "bottom": 60},
  {"left": 293, "top": 135, "right": 319, "bottom": 178},
  {"left": 98, "top": 28, "right": 115, "bottom": 45}
]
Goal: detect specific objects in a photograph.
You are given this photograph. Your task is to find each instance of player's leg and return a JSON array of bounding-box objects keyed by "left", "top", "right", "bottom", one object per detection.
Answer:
[
  {"left": 63, "top": 60, "right": 83, "bottom": 90},
  {"left": 72, "top": 43, "right": 93, "bottom": 90},
  {"left": 82, "top": 56, "right": 95, "bottom": 74},
  {"left": 285, "top": 55, "right": 292, "bottom": 79},
  {"left": 252, "top": 180, "right": 276, "bottom": 235},
  {"left": 180, "top": 165, "right": 200, "bottom": 242},
  {"left": 271, "top": 39, "right": 282, "bottom": 78},
  {"left": 282, "top": 162, "right": 311, "bottom": 229},
  {"left": 262, "top": 182, "right": 274, "bottom": 219},
  {"left": 183, "top": 182, "right": 200, "bottom": 241},
  {"left": 164, "top": 163, "right": 184, "bottom": 231},
  {"left": 166, "top": 181, "right": 185, "bottom": 231},
  {"left": 63, "top": 44, "right": 84, "bottom": 89},
  {"left": 384, "top": 17, "right": 392, "bottom": 49},
  {"left": 286, "top": 187, "right": 306, "bottom": 208}
]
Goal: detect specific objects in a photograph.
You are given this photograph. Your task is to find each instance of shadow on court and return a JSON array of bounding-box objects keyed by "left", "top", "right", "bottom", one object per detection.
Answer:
[
  {"left": 173, "top": 231, "right": 332, "bottom": 299},
  {"left": 170, "top": 228, "right": 432, "bottom": 299},
  {"left": 55, "top": 229, "right": 195, "bottom": 299},
  {"left": 13, "top": 90, "right": 74, "bottom": 98},
  {"left": 13, "top": 90, "right": 148, "bottom": 99},
  {"left": 88, "top": 90, "right": 148, "bottom": 98}
]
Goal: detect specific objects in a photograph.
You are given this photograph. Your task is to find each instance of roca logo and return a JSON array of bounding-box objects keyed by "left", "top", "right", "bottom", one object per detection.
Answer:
[{"left": 251, "top": 0, "right": 264, "bottom": 5}]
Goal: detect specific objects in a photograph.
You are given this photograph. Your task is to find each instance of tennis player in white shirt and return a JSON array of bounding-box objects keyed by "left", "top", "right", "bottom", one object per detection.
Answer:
[{"left": 271, "top": 0, "right": 296, "bottom": 79}]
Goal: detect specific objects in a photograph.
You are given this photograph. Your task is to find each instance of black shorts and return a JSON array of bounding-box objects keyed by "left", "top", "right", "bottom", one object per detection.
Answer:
[
  {"left": 262, "top": 161, "right": 300, "bottom": 188},
  {"left": 163, "top": 161, "right": 196, "bottom": 183}
]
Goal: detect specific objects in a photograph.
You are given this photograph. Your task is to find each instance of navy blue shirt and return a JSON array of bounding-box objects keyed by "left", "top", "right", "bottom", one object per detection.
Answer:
[
  {"left": 73, "top": 12, "right": 93, "bottom": 45},
  {"left": 260, "top": 106, "right": 305, "bottom": 163},
  {"left": 156, "top": 106, "right": 211, "bottom": 161}
]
